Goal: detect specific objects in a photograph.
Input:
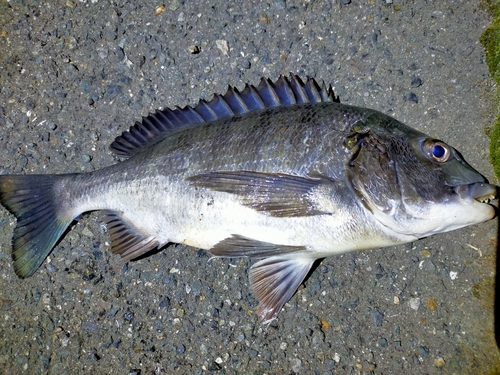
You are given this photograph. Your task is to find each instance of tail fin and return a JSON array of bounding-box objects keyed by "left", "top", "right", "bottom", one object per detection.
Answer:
[{"left": 0, "top": 174, "right": 75, "bottom": 278}]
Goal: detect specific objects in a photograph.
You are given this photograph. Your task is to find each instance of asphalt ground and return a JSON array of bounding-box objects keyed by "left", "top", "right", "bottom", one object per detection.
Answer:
[{"left": 0, "top": 1, "right": 498, "bottom": 374}]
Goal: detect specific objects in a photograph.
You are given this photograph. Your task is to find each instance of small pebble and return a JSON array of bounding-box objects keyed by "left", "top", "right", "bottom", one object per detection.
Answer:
[
  {"left": 81, "top": 154, "right": 92, "bottom": 163},
  {"left": 371, "top": 308, "right": 384, "bottom": 327},
  {"left": 409, "top": 297, "right": 421, "bottom": 311},
  {"left": 97, "top": 46, "right": 108, "bottom": 59},
  {"left": 216, "top": 40, "right": 229, "bottom": 56},
  {"left": 418, "top": 345, "right": 430, "bottom": 357},
  {"left": 411, "top": 76, "right": 423, "bottom": 87},
  {"left": 378, "top": 338, "right": 388, "bottom": 348},
  {"left": 154, "top": 4, "right": 166, "bottom": 16},
  {"left": 107, "top": 85, "right": 122, "bottom": 95},
  {"left": 108, "top": 305, "right": 119, "bottom": 317},
  {"left": 117, "top": 47, "right": 125, "bottom": 61},
  {"left": 404, "top": 92, "right": 418, "bottom": 103},
  {"left": 159, "top": 297, "right": 170, "bottom": 308},
  {"left": 291, "top": 358, "right": 302, "bottom": 372},
  {"left": 169, "top": 0, "right": 180, "bottom": 11},
  {"left": 123, "top": 311, "right": 134, "bottom": 322},
  {"left": 434, "top": 357, "right": 445, "bottom": 367},
  {"left": 427, "top": 298, "right": 437, "bottom": 311},
  {"left": 326, "top": 359, "right": 336, "bottom": 370},
  {"left": 188, "top": 45, "right": 201, "bottom": 54},
  {"left": 82, "top": 322, "right": 100, "bottom": 333},
  {"left": 272, "top": 0, "right": 286, "bottom": 9},
  {"left": 241, "top": 60, "right": 251, "bottom": 69},
  {"left": 419, "top": 259, "right": 436, "bottom": 272}
]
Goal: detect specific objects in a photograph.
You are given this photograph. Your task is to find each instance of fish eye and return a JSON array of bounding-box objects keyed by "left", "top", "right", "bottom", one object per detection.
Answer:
[{"left": 422, "top": 139, "right": 450, "bottom": 163}]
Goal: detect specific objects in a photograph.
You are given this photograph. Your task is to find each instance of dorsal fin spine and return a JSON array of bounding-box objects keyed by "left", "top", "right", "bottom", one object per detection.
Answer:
[
  {"left": 138, "top": 126, "right": 154, "bottom": 142},
  {"left": 196, "top": 100, "right": 218, "bottom": 121},
  {"left": 123, "top": 130, "right": 141, "bottom": 146},
  {"left": 166, "top": 108, "right": 185, "bottom": 127},
  {"left": 257, "top": 78, "right": 280, "bottom": 107},
  {"left": 212, "top": 94, "right": 235, "bottom": 117},
  {"left": 154, "top": 111, "right": 175, "bottom": 130},
  {"left": 141, "top": 115, "right": 160, "bottom": 134},
  {"left": 184, "top": 105, "right": 205, "bottom": 124},
  {"left": 223, "top": 86, "right": 248, "bottom": 114},
  {"left": 141, "top": 120, "right": 160, "bottom": 137},
  {"left": 110, "top": 74, "right": 339, "bottom": 158},
  {"left": 304, "top": 79, "right": 321, "bottom": 102},
  {"left": 249, "top": 85, "right": 266, "bottom": 109},
  {"left": 172, "top": 105, "right": 194, "bottom": 126},
  {"left": 290, "top": 75, "right": 309, "bottom": 103},
  {"left": 320, "top": 82, "right": 331, "bottom": 102},
  {"left": 275, "top": 76, "right": 296, "bottom": 105}
]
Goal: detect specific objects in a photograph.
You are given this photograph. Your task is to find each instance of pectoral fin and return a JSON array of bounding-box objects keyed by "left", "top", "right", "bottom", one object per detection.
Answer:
[{"left": 187, "top": 171, "right": 334, "bottom": 217}]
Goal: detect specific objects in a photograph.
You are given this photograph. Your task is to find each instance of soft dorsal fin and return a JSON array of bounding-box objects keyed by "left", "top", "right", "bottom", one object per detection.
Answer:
[{"left": 110, "top": 74, "right": 339, "bottom": 158}]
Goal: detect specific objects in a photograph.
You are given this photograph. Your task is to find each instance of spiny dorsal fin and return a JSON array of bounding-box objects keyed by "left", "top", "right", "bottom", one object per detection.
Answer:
[{"left": 110, "top": 74, "right": 339, "bottom": 158}]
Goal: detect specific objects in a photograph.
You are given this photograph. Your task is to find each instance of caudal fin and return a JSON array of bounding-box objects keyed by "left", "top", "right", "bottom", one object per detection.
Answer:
[{"left": 0, "top": 174, "right": 75, "bottom": 278}]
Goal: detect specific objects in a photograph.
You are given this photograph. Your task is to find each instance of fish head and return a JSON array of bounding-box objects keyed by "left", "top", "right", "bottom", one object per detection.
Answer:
[{"left": 345, "top": 113, "right": 497, "bottom": 239}]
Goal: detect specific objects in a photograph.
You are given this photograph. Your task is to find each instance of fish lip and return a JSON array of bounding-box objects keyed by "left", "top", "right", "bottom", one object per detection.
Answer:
[{"left": 453, "top": 182, "right": 498, "bottom": 203}]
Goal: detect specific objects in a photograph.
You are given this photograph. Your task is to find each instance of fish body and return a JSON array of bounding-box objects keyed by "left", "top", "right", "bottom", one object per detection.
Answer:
[
  {"left": 69, "top": 104, "right": 411, "bottom": 254},
  {"left": 0, "top": 75, "right": 496, "bottom": 322}
]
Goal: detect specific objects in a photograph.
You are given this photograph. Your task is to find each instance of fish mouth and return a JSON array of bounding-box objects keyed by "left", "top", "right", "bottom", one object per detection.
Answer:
[{"left": 454, "top": 182, "right": 498, "bottom": 204}]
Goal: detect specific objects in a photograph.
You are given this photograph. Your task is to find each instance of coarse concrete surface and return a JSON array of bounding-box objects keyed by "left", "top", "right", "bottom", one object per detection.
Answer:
[{"left": 0, "top": 0, "right": 499, "bottom": 374}]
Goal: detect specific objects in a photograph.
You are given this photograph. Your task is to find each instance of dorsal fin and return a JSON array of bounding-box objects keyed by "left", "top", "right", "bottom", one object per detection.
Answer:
[{"left": 110, "top": 74, "right": 339, "bottom": 158}]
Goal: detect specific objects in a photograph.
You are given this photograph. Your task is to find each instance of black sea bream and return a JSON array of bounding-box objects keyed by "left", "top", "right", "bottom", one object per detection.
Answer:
[{"left": 0, "top": 75, "right": 496, "bottom": 322}]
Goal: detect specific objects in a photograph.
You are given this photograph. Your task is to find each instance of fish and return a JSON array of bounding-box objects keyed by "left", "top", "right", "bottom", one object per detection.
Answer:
[{"left": 0, "top": 74, "right": 497, "bottom": 323}]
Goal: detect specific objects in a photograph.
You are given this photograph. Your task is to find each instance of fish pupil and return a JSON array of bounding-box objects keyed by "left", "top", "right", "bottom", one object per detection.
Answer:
[{"left": 433, "top": 144, "right": 445, "bottom": 158}]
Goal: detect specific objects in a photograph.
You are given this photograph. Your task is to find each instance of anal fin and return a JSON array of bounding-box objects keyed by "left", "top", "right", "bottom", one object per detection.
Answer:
[
  {"left": 103, "top": 211, "right": 159, "bottom": 262},
  {"left": 251, "top": 256, "right": 315, "bottom": 323}
]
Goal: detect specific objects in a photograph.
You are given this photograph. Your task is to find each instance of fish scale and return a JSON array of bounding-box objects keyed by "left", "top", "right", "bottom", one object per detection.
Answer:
[{"left": 0, "top": 74, "right": 496, "bottom": 323}]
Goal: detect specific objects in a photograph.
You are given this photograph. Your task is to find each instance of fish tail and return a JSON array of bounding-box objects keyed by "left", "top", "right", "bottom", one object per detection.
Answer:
[{"left": 0, "top": 174, "right": 76, "bottom": 278}]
